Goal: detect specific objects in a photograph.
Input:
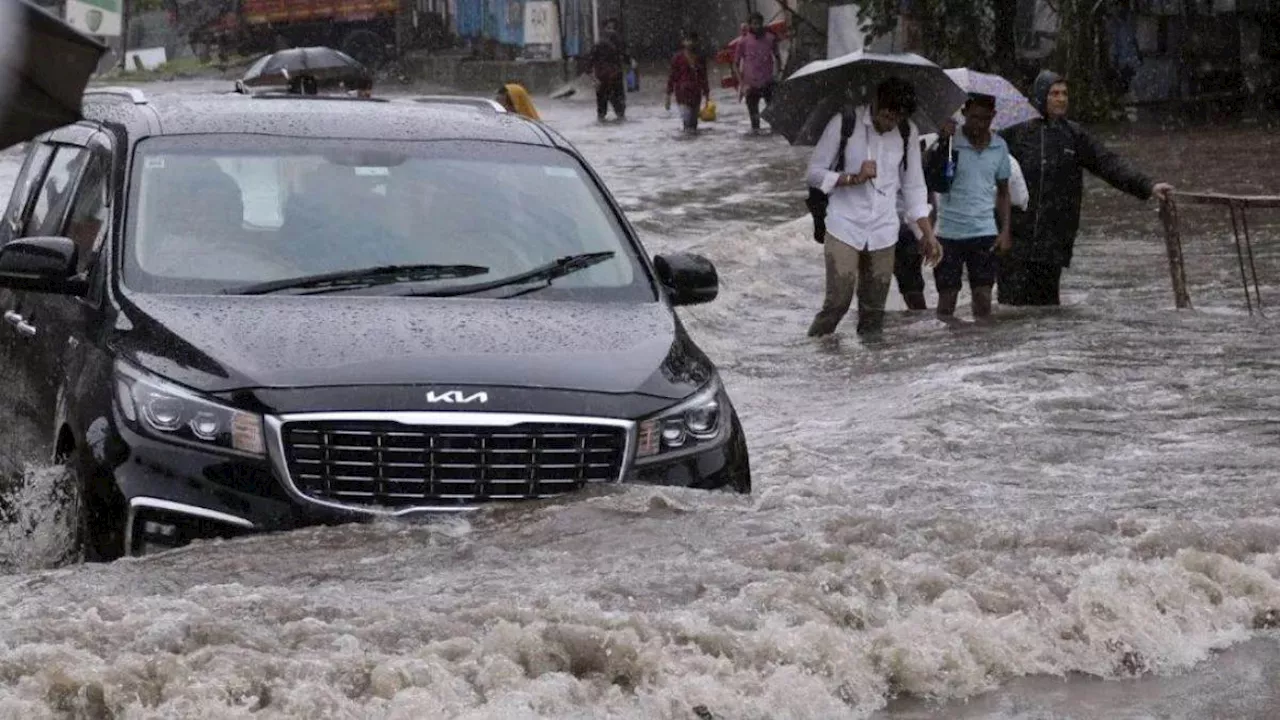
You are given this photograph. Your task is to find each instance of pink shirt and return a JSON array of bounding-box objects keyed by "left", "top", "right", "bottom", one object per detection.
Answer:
[{"left": 734, "top": 32, "right": 778, "bottom": 90}]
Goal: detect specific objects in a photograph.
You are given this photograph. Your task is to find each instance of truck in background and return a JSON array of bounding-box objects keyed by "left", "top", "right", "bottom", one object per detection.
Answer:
[{"left": 165, "top": 0, "right": 452, "bottom": 68}]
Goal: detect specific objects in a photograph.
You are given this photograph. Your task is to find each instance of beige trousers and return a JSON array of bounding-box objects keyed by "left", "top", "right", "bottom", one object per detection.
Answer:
[{"left": 808, "top": 234, "right": 895, "bottom": 336}]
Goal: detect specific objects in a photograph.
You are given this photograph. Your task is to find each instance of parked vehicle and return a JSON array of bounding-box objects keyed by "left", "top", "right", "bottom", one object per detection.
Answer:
[
  {"left": 166, "top": 0, "right": 453, "bottom": 67},
  {"left": 0, "top": 88, "right": 750, "bottom": 561}
]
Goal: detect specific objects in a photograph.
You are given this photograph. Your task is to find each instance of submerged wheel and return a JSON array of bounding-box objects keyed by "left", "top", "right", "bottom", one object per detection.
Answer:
[{"left": 58, "top": 443, "right": 126, "bottom": 563}]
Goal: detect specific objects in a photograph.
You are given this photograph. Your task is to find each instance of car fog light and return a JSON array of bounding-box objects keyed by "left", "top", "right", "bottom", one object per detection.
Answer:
[{"left": 144, "top": 520, "right": 177, "bottom": 538}]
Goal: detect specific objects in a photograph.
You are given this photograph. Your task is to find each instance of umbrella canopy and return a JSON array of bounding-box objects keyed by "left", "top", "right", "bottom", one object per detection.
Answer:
[
  {"left": 944, "top": 68, "right": 1040, "bottom": 130},
  {"left": 0, "top": 0, "right": 108, "bottom": 151},
  {"left": 762, "top": 51, "right": 967, "bottom": 146},
  {"left": 241, "top": 47, "right": 370, "bottom": 89}
]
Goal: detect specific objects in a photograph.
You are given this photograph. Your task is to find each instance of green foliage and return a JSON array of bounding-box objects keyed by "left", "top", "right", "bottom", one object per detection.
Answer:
[
  {"left": 855, "top": 0, "right": 998, "bottom": 70},
  {"left": 849, "top": 0, "right": 1122, "bottom": 121},
  {"left": 1046, "top": 0, "right": 1122, "bottom": 121}
]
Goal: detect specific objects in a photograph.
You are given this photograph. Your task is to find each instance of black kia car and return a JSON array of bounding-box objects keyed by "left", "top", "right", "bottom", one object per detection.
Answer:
[{"left": 0, "top": 88, "right": 749, "bottom": 560}]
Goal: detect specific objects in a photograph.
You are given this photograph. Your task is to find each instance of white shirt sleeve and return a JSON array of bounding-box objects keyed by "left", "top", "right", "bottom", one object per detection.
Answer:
[
  {"left": 1008, "top": 154, "right": 1029, "bottom": 210},
  {"left": 806, "top": 113, "right": 845, "bottom": 194},
  {"left": 898, "top": 120, "right": 931, "bottom": 223}
]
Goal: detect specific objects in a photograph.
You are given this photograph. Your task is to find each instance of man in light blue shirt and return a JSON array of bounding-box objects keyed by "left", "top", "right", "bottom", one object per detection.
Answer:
[{"left": 931, "top": 93, "right": 1012, "bottom": 320}]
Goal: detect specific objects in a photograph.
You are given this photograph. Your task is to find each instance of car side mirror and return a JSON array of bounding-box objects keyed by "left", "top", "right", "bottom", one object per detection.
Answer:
[
  {"left": 653, "top": 252, "right": 718, "bottom": 306},
  {"left": 0, "top": 236, "right": 87, "bottom": 295}
]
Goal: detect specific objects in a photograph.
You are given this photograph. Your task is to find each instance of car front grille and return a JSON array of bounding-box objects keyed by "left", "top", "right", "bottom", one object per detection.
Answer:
[{"left": 279, "top": 419, "right": 629, "bottom": 508}]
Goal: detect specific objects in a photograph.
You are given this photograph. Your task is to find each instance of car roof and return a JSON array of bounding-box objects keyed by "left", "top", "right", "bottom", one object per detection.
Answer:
[{"left": 83, "top": 90, "right": 558, "bottom": 147}]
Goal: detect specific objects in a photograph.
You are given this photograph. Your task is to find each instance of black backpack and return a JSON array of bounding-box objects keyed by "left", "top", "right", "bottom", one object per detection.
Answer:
[
  {"left": 805, "top": 111, "right": 912, "bottom": 244},
  {"left": 924, "top": 137, "right": 959, "bottom": 195}
]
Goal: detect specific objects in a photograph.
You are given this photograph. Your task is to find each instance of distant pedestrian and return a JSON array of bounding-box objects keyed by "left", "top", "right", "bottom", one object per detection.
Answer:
[
  {"left": 734, "top": 12, "right": 781, "bottom": 135},
  {"left": 588, "top": 18, "right": 631, "bottom": 122},
  {"left": 805, "top": 77, "right": 942, "bottom": 338},
  {"left": 665, "top": 31, "right": 711, "bottom": 135},
  {"left": 927, "top": 93, "right": 1012, "bottom": 321},
  {"left": 998, "top": 70, "right": 1173, "bottom": 306}
]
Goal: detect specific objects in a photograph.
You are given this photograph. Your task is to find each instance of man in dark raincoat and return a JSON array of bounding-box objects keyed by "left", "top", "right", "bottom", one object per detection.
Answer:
[
  {"left": 588, "top": 18, "right": 631, "bottom": 122},
  {"left": 997, "top": 70, "right": 1173, "bottom": 306}
]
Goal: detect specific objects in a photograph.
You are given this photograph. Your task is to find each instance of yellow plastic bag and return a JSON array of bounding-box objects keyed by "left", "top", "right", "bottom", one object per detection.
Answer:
[{"left": 699, "top": 100, "right": 717, "bottom": 122}]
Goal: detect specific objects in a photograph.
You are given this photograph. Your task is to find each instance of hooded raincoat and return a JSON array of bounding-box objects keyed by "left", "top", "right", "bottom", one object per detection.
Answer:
[{"left": 999, "top": 70, "right": 1154, "bottom": 268}]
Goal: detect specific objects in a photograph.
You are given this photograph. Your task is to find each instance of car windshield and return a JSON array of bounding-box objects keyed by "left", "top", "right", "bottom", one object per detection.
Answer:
[{"left": 122, "top": 136, "right": 653, "bottom": 300}]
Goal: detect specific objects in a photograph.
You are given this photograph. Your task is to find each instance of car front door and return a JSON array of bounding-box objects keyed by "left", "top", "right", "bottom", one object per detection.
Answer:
[
  {"left": 0, "top": 136, "right": 98, "bottom": 467},
  {"left": 0, "top": 140, "right": 55, "bottom": 476}
]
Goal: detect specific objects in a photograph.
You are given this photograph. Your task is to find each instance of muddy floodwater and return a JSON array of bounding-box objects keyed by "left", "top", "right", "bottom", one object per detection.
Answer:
[{"left": 0, "top": 80, "right": 1278, "bottom": 718}]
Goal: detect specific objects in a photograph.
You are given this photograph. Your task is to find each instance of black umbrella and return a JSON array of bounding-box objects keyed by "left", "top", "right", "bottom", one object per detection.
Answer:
[
  {"left": 0, "top": 0, "right": 108, "bottom": 151},
  {"left": 241, "top": 47, "right": 370, "bottom": 90},
  {"left": 763, "top": 51, "right": 967, "bottom": 146}
]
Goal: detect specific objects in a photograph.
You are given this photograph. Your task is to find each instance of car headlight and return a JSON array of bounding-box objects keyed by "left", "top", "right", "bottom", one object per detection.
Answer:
[
  {"left": 634, "top": 377, "right": 728, "bottom": 464},
  {"left": 114, "top": 361, "right": 265, "bottom": 457}
]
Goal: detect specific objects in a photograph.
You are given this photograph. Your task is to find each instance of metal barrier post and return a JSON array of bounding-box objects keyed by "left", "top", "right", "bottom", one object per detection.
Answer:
[
  {"left": 1158, "top": 195, "right": 1192, "bottom": 309},
  {"left": 1163, "top": 192, "right": 1280, "bottom": 315}
]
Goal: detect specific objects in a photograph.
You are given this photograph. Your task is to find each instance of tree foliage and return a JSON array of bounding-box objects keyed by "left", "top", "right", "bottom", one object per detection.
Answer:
[
  {"left": 850, "top": 0, "right": 1119, "bottom": 121},
  {"left": 1044, "top": 0, "right": 1118, "bottom": 121},
  {"left": 856, "top": 0, "right": 999, "bottom": 70}
]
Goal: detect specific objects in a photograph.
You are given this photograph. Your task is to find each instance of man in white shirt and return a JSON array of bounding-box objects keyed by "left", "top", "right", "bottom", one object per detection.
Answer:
[{"left": 806, "top": 77, "right": 942, "bottom": 338}]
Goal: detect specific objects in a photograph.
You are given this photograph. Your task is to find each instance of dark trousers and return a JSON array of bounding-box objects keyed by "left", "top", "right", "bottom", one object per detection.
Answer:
[
  {"left": 935, "top": 237, "right": 998, "bottom": 292},
  {"left": 596, "top": 77, "right": 626, "bottom": 119},
  {"left": 997, "top": 257, "right": 1062, "bottom": 306},
  {"left": 894, "top": 226, "right": 925, "bottom": 295},
  {"left": 745, "top": 82, "right": 775, "bottom": 130}
]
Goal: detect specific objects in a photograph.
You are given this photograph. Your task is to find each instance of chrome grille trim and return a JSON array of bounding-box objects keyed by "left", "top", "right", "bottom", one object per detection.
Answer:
[{"left": 264, "top": 412, "right": 636, "bottom": 516}]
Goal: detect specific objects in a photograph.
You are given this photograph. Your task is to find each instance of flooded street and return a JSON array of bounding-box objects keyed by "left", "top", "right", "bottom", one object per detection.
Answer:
[{"left": 1, "top": 79, "right": 1280, "bottom": 718}]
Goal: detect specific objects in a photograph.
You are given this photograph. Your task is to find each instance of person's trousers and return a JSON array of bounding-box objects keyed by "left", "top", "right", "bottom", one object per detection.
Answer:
[
  {"left": 679, "top": 103, "right": 699, "bottom": 131},
  {"left": 808, "top": 235, "right": 895, "bottom": 336},
  {"left": 935, "top": 236, "right": 998, "bottom": 292},
  {"left": 894, "top": 226, "right": 925, "bottom": 295},
  {"left": 997, "top": 256, "right": 1062, "bottom": 306},
  {"left": 745, "top": 82, "right": 775, "bottom": 130},
  {"left": 596, "top": 78, "right": 626, "bottom": 119}
]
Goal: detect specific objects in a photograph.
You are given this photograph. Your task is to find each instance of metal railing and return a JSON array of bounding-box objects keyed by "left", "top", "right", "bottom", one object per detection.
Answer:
[{"left": 1159, "top": 192, "right": 1280, "bottom": 315}]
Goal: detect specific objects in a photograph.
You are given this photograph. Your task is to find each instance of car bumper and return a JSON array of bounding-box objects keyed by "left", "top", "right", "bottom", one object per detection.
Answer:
[{"left": 111, "top": 411, "right": 750, "bottom": 556}]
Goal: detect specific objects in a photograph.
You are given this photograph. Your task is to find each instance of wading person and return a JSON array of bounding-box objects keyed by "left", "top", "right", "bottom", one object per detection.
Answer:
[
  {"left": 588, "top": 18, "right": 630, "bottom": 122},
  {"left": 665, "top": 31, "right": 711, "bottom": 135},
  {"left": 734, "top": 12, "right": 781, "bottom": 135},
  {"left": 998, "top": 70, "right": 1173, "bottom": 306},
  {"left": 928, "top": 93, "right": 1012, "bottom": 321},
  {"left": 805, "top": 77, "right": 942, "bottom": 338}
]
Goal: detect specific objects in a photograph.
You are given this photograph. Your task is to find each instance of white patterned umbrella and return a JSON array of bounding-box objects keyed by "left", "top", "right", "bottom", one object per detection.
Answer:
[{"left": 944, "top": 68, "right": 1040, "bottom": 129}]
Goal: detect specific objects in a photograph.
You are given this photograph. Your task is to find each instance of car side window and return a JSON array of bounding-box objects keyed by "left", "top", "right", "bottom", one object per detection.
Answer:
[
  {"left": 63, "top": 150, "right": 110, "bottom": 273},
  {"left": 24, "top": 145, "right": 87, "bottom": 239},
  {"left": 1, "top": 142, "right": 54, "bottom": 245}
]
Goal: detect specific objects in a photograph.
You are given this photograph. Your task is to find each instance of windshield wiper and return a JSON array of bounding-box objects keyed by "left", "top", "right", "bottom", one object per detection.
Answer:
[
  {"left": 412, "top": 252, "right": 616, "bottom": 299},
  {"left": 226, "top": 264, "right": 491, "bottom": 296}
]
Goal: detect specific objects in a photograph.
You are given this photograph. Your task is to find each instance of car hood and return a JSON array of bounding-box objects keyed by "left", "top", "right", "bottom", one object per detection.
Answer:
[{"left": 115, "top": 294, "right": 712, "bottom": 400}]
